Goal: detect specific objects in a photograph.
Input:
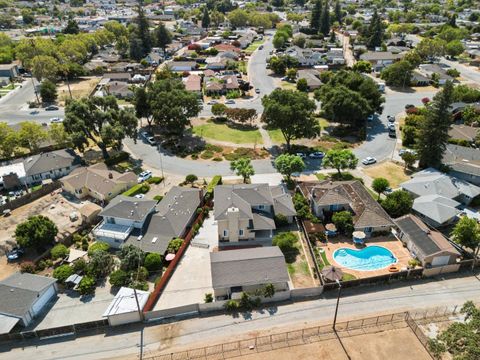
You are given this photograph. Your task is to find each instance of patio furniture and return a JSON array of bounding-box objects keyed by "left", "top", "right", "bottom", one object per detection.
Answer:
[
  {"left": 321, "top": 266, "right": 344, "bottom": 282},
  {"left": 165, "top": 253, "right": 175, "bottom": 261},
  {"left": 352, "top": 231, "right": 366, "bottom": 245},
  {"left": 325, "top": 223, "right": 337, "bottom": 237}
]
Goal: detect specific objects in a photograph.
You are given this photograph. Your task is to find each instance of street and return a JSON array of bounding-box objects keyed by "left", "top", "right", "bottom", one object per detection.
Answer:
[{"left": 1, "top": 273, "right": 479, "bottom": 360}]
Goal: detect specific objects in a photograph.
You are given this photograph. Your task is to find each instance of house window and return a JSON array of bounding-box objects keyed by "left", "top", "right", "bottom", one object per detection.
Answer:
[
  {"left": 329, "top": 204, "right": 339, "bottom": 211},
  {"left": 223, "top": 230, "right": 228, "bottom": 237},
  {"left": 239, "top": 229, "right": 244, "bottom": 236},
  {"left": 364, "top": 227, "right": 373, "bottom": 233}
]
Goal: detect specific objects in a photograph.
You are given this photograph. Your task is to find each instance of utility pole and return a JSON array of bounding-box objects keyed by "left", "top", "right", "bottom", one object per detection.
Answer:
[
  {"left": 332, "top": 279, "right": 342, "bottom": 331},
  {"left": 157, "top": 144, "right": 165, "bottom": 186}
]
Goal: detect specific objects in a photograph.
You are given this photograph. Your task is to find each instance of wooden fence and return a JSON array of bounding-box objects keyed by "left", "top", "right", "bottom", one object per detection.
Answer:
[{"left": 0, "top": 181, "right": 61, "bottom": 213}]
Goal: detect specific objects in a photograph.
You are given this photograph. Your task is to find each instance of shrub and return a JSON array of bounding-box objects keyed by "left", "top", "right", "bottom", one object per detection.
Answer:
[
  {"left": 20, "top": 261, "right": 36, "bottom": 274},
  {"left": 332, "top": 211, "right": 354, "bottom": 235},
  {"left": 167, "top": 238, "right": 184, "bottom": 253},
  {"left": 133, "top": 266, "right": 148, "bottom": 285},
  {"left": 144, "top": 253, "right": 163, "bottom": 272},
  {"left": 122, "top": 183, "right": 150, "bottom": 197},
  {"left": 78, "top": 275, "right": 96, "bottom": 295},
  {"left": 213, "top": 157, "right": 223, "bottom": 161},
  {"left": 272, "top": 232, "right": 298, "bottom": 252},
  {"left": 109, "top": 269, "right": 129, "bottom": 287},
  {"left": 131, "top": 281, "right": 149, "bottom": 291},
  {"left": 201, "top": 150, "right": 214, "bottom": 159},
  {"left": 206, "top": 175, "right": 222, "bottom": 196},
  {"left": 104, "top": 151, "right": 129, "bottom": 166},
  {"left": 88, "top": 241, "right": 110, "bottom": 256},
  {"left": 36, "top": 260, "right": 47, "bottom": 271},
  {"left": 185, "top": 174, "right": 198, "bottom": 185},
  {"left": 147, "top": 176, "right": 163, "bottom": 184},
  {"left": 205, "top": 144, "right": 222, "bottom": 152},
  {"left": 53, "top": 264, "right": 74, "bottom": 283},
  {"left": 274, "top": 214, "right": 289, "bottom": 227},
  {"left": 153, "top": 195, "right": 163, "bottom": 202},
  {"left": 72, "top": 258, "right": 87, "bottom": 273},
  {"left": 204, "top": 293, "right": 213, "bottom": 303},
  {"left": 51, "top": 244, "right": 69, "bottom": 260},
  {"left": 224, "top": 299, "right": 239, "bottom": 311}
]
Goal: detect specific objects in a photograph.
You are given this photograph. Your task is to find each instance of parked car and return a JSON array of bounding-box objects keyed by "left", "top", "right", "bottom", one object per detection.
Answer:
[
  {"left": 255, "top": 88, "right": 261, "bottom": 94},
  {"left": 134, "top": 194, "right": 145, "bottom": 199},
  {"left": 225, "top": 99, "right": 235, "bottom": 104},
  {"left": 367, "top": 115, "right": 374, "bottom": 122},
  {"left": 387, "top": 115, "right": 395, "bottom": 123},
  {"left": 404, "top": 104, "right": 415, "bottom": 110},
  {"left": 146, "top": 136, "right": 156, "bottom": 146},
  {"left": 30, "top": 110, "right": 39, "bottom": 115},
  {"left": 137, "top": 170, "right": 152, "bottom": 183},
  {"left": 207, "top": 100, "right": 218, "bottom": 105},
  {"left": 388, "top": 123, "right": 396, "bottom": 131},
  {"left": 6, "top": 248, "right": 25, "bottom": 262},
  {"left": 309, "top": 151, "right": 325, "bottom": 159},
  {"left": 259, "top": 45, "right": 264, "bottom": 50},
  {"left": 384, "top": 187, "right": 393, "bottom": 194},
  {"left": 362, "top": 157, "right": 377, "bottom": 165},
  {"left": 50, "top": 117, "right": 63, "bottom": 123},
  {"left": 388, "top": 130, "right": 396, "bottom": 138},
  {"left": 45, "top": 105, "right": 59, "bottom": 111},
  {"left": 399, "top": 149, "right": 417, "bottom": 156},
  {"left": 296, "top": 152, "right": 307, "bottom": 159}
]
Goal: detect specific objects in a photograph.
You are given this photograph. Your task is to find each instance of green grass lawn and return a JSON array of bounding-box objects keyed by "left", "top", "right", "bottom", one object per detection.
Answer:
[
  {"left": 192, "top": 123, "right": 263, "bottom": 144},
  {"left": 267, "top": 128, "right": 285, "bottom": 144},
  {"left": 245, "top": 40, "right": 264, "bottom": 54}
]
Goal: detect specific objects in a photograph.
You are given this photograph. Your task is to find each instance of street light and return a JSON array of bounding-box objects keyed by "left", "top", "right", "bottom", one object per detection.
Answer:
[{"left": 332, "top": 279, "right": 342, "bottom": 331}]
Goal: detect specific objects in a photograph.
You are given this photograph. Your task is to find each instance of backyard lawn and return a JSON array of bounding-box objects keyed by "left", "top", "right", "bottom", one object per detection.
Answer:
[
  {"left": 192, "top": 123, "right": 263, "bottom": 144},
  {"left": 363, "top": 161, "right": 410, "bottom": 188},
  {"left": 281, "top": 232, "right": 316, "bottom": 288}
]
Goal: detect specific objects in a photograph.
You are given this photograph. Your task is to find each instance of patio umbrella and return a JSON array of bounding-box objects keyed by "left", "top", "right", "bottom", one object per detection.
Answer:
[
  {"left": 325, "top": 223, "right": 337, "bottom": 231},
  {"left": 321, "top": 266, "right": 344, "bottom": 282},
  {"left": 352, "top": 231, "right": 366, "bottom": 240},
  {"left": 165, "top": 253, "right": 175, "bottom": 261}
]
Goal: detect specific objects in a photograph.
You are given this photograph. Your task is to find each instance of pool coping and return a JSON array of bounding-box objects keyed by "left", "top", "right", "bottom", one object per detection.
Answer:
[{"left": 331, "top": 245, "right": 398, "bottom": 272}]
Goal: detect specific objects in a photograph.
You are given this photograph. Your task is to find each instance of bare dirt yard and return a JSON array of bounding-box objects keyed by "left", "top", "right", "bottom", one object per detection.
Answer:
[
  {"left": 0, "top": 191, "right": 85, "bottom": 280},
  {"left": 57, "top": 77, "right": 100, "bottom": 105}
]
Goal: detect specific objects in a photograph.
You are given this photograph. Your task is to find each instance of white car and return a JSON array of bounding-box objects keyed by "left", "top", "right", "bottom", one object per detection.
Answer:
[
  {"left": 137, "top": 170, "right": 152, "bottom": 183},
  {"left": 387, "top": 115, "right": 395, "bottom": 123},
  {"left": 296, "top": 152, "right": 307, "bottom": 159},
  {"left": 362, "top": 157, "right": 377, "bottom": 165},
  {"left": 388, "top": 123, "right": 396, "bottom": 131},
  {"left": 207, "top": 100, "right": 218, "bottom": 105},
  {"left": 225, "top": 99, "right": 235, "bottom": 104},
  {"left": 146, "top": 136, "right": 156, "bottom": 146},
  {"left": 134, "top": 194, "right": 145, "bottom": 199},
  {"left": 309, "top": 151, "right": 325, "bottom": 159},
  {"left": 50, "top": 117, "right": 63, "bottom": 123}
]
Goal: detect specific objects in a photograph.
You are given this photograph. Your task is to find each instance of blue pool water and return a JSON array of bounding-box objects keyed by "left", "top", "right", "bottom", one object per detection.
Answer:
[{"left": 333, "top": 246, "right": 397, "bottom": 271}]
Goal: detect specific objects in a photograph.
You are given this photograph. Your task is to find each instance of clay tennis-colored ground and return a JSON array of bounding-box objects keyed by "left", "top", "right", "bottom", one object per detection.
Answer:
[{"left": 232, "top": 328, "right": 431, "bottom": 360}]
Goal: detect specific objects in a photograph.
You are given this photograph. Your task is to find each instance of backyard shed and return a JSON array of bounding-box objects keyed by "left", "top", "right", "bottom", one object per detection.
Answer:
[{"left": 102, "top": 287, "right": 149, "bottom": 326}]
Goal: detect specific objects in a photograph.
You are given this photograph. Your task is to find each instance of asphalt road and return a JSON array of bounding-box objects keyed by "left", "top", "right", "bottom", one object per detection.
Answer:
[{"left": 2, "top": 273, "right": 479, "bottom": 360}]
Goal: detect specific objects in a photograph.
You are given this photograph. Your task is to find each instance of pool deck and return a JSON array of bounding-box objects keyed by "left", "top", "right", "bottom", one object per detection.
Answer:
[{"left": 320, "top": 235, "right": 414, "bottom": 279}]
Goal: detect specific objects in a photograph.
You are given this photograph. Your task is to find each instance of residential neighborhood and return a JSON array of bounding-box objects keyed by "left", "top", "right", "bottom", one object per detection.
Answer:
[{"left": 0, "top": 0, "right": 479, "bottom": 360}]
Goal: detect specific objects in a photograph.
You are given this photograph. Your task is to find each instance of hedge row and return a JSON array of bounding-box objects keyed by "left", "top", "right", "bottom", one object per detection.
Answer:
[
  {"left": 205, "top": 175, "right": 222, "bottom": 199},
  {"left": 122, "top": 183, "right": 150, "bottom": 197},
  {"left": 147, "top": 176, "right": 164, "bottom": 184}
]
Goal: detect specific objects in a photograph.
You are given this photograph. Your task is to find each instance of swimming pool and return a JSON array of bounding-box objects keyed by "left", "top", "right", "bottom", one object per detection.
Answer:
[{"left": 333, "top": 246, "right": 397, "bottom": 271}]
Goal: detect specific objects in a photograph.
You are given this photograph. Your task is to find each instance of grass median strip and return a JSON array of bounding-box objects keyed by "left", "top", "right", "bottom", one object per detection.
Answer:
[{"left": 193, "top": 123, "right": 263, "bottom": 144}]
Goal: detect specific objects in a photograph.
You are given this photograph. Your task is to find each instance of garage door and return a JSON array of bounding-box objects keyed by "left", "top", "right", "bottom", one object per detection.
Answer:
[
  {"left": 432, "top": 255, "right": 450, "bottom": 267},
  {"left": 32, "top": 285, "right": 56, "bottom": 316}
]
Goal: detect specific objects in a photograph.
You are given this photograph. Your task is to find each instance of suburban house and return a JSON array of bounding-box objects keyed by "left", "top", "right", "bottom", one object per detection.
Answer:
[
  {"left": 214, "top": 184, "right": 296, "bottom": 247},
  {"left": 449, "top": 124, "right": 477, "bottom": 143},
  {"left": 297, "top": 69, "right": 322, "bottom": 90},
  {"left": 359, "top": 51, "right": 404, "bottom": 72},
  {"left": 400, "top": 168, "right": 480, "bottom": 227},
  {"left": 61, "top": 163, "right": 137, "bottom": 202},
  {"left": 204, "top": 75, "right": 239, "bottom": 95},
  {"left": 0, "top": 63, "right": 19, "bottom": 78},
  {"left": 93, "top": 196, "right": 157, "bottom": 248},
  {"left": 93, "top": 186, "right": 202, "bottom": 254},
  {"left": 285, "top": 46, "right": 324, "bottom": 67},
  {"left": 105, "top": 81, "right": 134, "bottom": 99},
  {"left": 209, "top": 246, "right": 290, "bottom": 300},
  {"left": 416, "top": 64, "right": 455, "bottom": 85},
  {"left": 183, "top": 74, "right": 202, "bottom": 95},
  {"left": 443, "top": 144, "right": 480, "bottom": 186},
  {"left": 1, "top": 149, "right": 82, "bottom": 187},
  {"left": 102, "top": 287, "right": 149, "bottom": 326},
  {"left": 102, "top": 72, "right": 132, "bottom": 83},
  {"left": 393, "top": 214, "right": 461, "bottom": 268},
  {"left": 299, "top": 180, "right": 395, "bottom": 236},
  {"left": 0, "top": 273, "right": 58, "bottom": 333},
  {"left": 169, "top": 61, "right": 197, "bottom": 72}
]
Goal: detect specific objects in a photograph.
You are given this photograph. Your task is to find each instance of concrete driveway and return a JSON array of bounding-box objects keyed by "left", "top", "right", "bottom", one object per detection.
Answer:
[
  {"left": 33, "top": 283, "right": 115, "bottom": 330},
  {"left": 154, "top": 213, "right": 217, "bottom": 310}
]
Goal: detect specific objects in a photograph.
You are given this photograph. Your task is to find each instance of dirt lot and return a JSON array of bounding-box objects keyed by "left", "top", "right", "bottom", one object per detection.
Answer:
[
  {"left": 362, "top": 161, "right": 411, "bottom": 189},
  {"left": 57, "top": 77, "right": 100, "bottom": 105},
  {"left": 0, "top": 191, "right": 85, "bottom": 280}
]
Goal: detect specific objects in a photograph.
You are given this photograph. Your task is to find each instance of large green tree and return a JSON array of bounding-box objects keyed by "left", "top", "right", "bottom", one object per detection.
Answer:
[
  {"left": 310, "top": 0, "right": 323, "bottom": 31},
  {"left": 32, "top": 55, "right": 59, "bottom": 82},
  {"left": 135, "top": 0, "right": 152, "bottom": 56},
  {"left": 201, "top": 6, "right": 210, "bottom": 29},
  {"left": 366, "top": 9, "right": 384, "bottom": 49},
  {"left": 0, "top": 122, "right": 17, "bottom": 158},
  {"left": 153, "top": 22, "right": 172, "bottom": 54},
  {"left": 230, "top": 157, "right": 255, "bottom": 183},
  {"left": 450, "top": 217, "right": 480, "bottom": 267},
  {"left": 381, "top": 60, "right": 414, "bottom": 88},
  {"left": 274, "top": 154, "right": 305, "bottom": 181},
  {"left": 320, "top": 0, "right": 330, "bottom": 36},
  {"left": 417, "top": 81, "right": 454, "bottom": 168},
  {"left": 39, "top": 80, "right": 58, "bottom": 103},
  {"left": 145, "top": 79, "right": 201, "bottom": 137},
  {"left": 372, "top": 178, "right": 390, "bottom": 200},
  {"left": 15, "top": 215, "right": 58, "bottom": 251},
  {"left": 381, "top": 190, "right": 412, "bottom": 218},
  {"left": 261, "top": 89, "right": 320, "bottom": 150},
  {"left": 64, "top": 96, "right": 138, "bottom": 159},
  {"left": 322, "top": 149, "right": 358, "bottom": 176},
  {"left": 18, "top": 121, "right": 48, "bottom": 152}
]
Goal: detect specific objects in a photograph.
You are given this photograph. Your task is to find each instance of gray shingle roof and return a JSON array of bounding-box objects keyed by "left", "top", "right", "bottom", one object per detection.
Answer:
[
  {"left": 21, "top": 149, "right": 80, "bottom": 177},
  {"left": 0, "top": 273, "right": 57, "bottom": 317},
  {"left": 210, "top": 247, "right": 289, "bottom": 289},
  {"left": 99, "top": 196, "right": 157, "bottom": 222},
  {"left": 125, "top": 186, "right": 202, "bottom": 254},
  {"left": 443, "top": 144, "right": 480, "bottom": 177},
  {"left": 412, "top": 195, "right": 461, "bottom": 225}
]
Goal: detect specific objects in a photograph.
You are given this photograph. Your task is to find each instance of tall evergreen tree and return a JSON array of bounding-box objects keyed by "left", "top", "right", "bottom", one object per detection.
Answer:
[
  {"left": 334, "top": 0, "right": 342, "bottom": 24},
  {"left": 135, "top": 0, "right": 152, "bottom": 56},
  {"left": 320, "top": 0, "right": 330, "bottom": 36},
  {"left": 366, "top": 9, "right": 384, "bottom": 49},
  {"left": 153, "top": 22, "right": 172, "bottom": 54},
  {"left": 201, "top": 7, "right": 211, "bottom": 29},
  {"left": 417, "top": 81, "right": 454, "bottom": 168},
  {"left": 310, "top": 0, "right": 322, "bottom": 31}
]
